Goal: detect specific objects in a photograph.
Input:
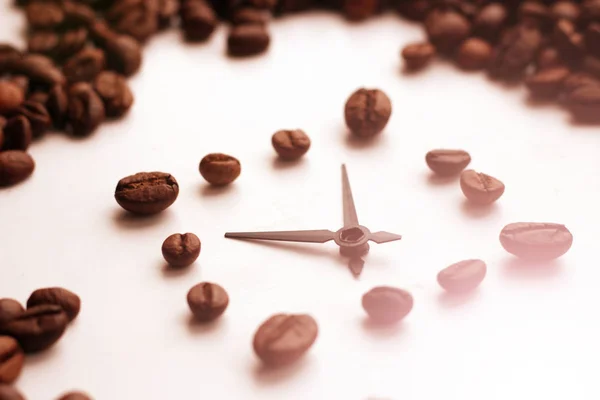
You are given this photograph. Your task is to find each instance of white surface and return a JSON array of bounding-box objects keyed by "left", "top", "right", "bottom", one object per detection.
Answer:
[{"left": 2, "top": 3, "right": 600, "bottom": 399}]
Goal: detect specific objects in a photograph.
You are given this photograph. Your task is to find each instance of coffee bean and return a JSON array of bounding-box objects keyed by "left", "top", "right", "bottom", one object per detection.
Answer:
[
  {"left": 67, "top": 82, "right": 106, "bottom": 136},
  {"left": 253, "top": 313, "right": 318, "bottom": 366},
  {"left": 158, "top": 0, "right": 179, "bottom": 28},
  {"left": 401, "top": 42, "right": 436, "bottom": 70},
  {"left": 0, "top": 300, "right": 24, "bottom": 324},
  {"left": 27, "top": 91, "right": 49, "bottom": 104},
  {"left": 62, "top": 1, "right": 96, "bottom": 28},
  {"left": 187, "top": 282, "right": 228, "bottom": 321},
  {"left": 27, "top": 32, "right": 60, "bottom": 59},
  {"left": 104, "top": 35, "right": 143, "bottom": 77},
  {"left": 525, "top": 67, "right": 570, "bottom": 98},
  {"left": 456, "top": 37, "right": 492, "bottom": 70},
  {"left": 551, "top": 1, "right": 580, "bottom": 23},
  {"left": 199, "top": 153, "right": 241, "bottom": 186},
  {"left": 343, "top": 0, "right": 378, "bottom": 21},
  {"left": 344, "top": 88, "right": 391, "bottom": 138},
  {"left": 536, "top": 47, "right": 563, "bottom": 70},
  {"left": 425, "top": 9, "right": 471, "bottom": 53},
  {"left": 0, "top": 151, "right": 35, "bottom": 187},
  {"left": 396, "top": 0, "right": 430, "bottom": 21},
  {"left": 583, "top": 55, "right": 600, "bottom": 79},
  {"left": 9, "top": 54, "right": 66, "bottom": 87},
  {"left": 46, "top": 85, "right": 69, "bottom": 129},
  {"left": 115, "top": 171, "right": 179, "bottom": 215},
  {"left": 231, "top": 8, "right": 271, "bottom": 25},
  {"left": 0, "top": 82, "right": 24, "bottom": 115},
  {"left": 2, "top": 116, "right": 32, "bottom": 151},
  {"left": 56, "top": 29, "right": 90, "bottom": 61},
  {"left": 362, "top": 286, "right": 413, "bottom": 324},
  {"left": 92, "top": 71, "right": 134, "bottom": 118},
  {"left": 499, "top": 222, "right": 573, "bottom": 260},
  {"left": 227, "top": 25, "right": 270, "bottom": 57},
  {"left": 425, "top": 149, "right": 471, "bottom": 176},
  {"left": 162, "top": 233, "right": 201, "bottom": 268},
  {"left": 27, "top": 288, "right": 81, "bottom": 322},
  {"left": 271, "top": 129, "right": 310, "bottom": 160},
  {"left": 0, "top": 304, "right": 68, "bottom": 353},
  {"left": 0, "top": 385, "right": 25, "bottom": 400},
  {"left": 107, "top": 0, "right": 159, "bottom": 42},
  {"left": 26, "top": 2, "right": 64, "bottom": 29},
  {"left": 554, "top": 19, "right": 585, "bottom": 67},
  {"left": 0, "top": 336, "right": 24, "bottom": 384},
  {"left": 518, "top": 1, "right": 552, "bottom": 31},
  {"left": 0, "top": 120, "right": 3, "bottom": 149},
  {"left": 7, "top": 77, "right": 28, "bottom": 95},
  {"left": 57, "top": 392, "right": 92, "bottom": 400},
  {"left": 562, "top": 72, "right": 600, "bottom": 96},
  {"left": 472, "top": 3, "right": 508, "bottom": 43},
  {"left": 63, "top": 48, "right": 106, "bottom": 84},
  {"left": 180, "top": 0, "right": 218, "bottom": 41},
  {"left": 16, "top": 100, "right": 51, "bottom": 138},
  {"left": 0, "top": 45, "right": 21, "bottom": 74},
  {"left": 277, "top": 0, "right": 314, "bottom": 13},
  {"left": 459, "top": 169, "right": 504, "bottom": 205},
  {"left": 586, "top": 23, "right": 600, "bottom": 58},
  {"left": 581, "top": 0, "right": 600, "bottom": 26},
  {"left": 437, "top": 259, "right": 486, "bottom": 293},
  {"left": 565, "top": 85, "right": 600, "bottom": 122},
  {"left": 489, "top": 24, "right": 542, "bottom": 79}
]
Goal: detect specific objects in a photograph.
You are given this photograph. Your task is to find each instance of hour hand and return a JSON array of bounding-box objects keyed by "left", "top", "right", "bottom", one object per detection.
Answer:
[
  {"left": 369, "top": 231, "right": 402, "bottom": 244},
  {"left": 224, "top": 229, "right": 336, "bottom": 243}
]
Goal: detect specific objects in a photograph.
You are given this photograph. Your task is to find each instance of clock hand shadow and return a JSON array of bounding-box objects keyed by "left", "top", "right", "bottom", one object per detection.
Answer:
[{"left": 241, "top": 239, "right": 341, "bottom": 261}]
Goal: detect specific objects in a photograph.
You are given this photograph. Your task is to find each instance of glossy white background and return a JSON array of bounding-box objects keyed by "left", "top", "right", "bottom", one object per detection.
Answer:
[{"left": 2, "top": 2, "right": 600, "bottom": 399}]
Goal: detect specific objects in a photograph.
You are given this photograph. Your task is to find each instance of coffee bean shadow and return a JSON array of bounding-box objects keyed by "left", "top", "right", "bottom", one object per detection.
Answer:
[
  {"left": 501, "top": 257, "right": 564, "bottom": 281},
  {"left": 200, "top": 183, "right": 237, "bottom": 197},
  {"left": 24, "top": 346, "right": 60, "bottom": 367},
  {"left": 426, "top": 172, "right": 458, "bottom": 186},
  {"left": 361, "top": 317, "right": 407, "bottom": 338},
  {"left": 252, "top": 357, "right": 310, "bottom": 385},
  {"left": 460, "top": 199, "right": 498, "bottom": 219},
  {"left": 161, "top": 261, "right": 194, "bottom": 278},
  {"left": 436, "top": 289, "right": 481, "bottom": 309},
  {"left": 344, "top": 130, "right": 385, "bottom": 150},
  {"left": 186, "top": 314, "right": 224, "bottom": 335},
  {"left": 112, "top": 209, "right": 171, "bottom": 230},
  {"left": 272, "top": 157, "right": 305, "bottom": 170}
]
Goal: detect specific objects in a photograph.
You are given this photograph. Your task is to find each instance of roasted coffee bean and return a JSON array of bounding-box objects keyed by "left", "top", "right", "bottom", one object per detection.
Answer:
[
  {"left": 0, "top": 118, "right": 4, "bottom": 148},
  {"left": 344, "top": 88, "right": 391, "bottom": 138},
  {"left": 9, "top": 54, "right": 65, "bottom": 87},
  {"left": 227, "top": 24, "right": 270, "bottom": 56},
  {"left": 62, "top": 1, "right": 97, "bottom": 28},
  {"left": 562, "top": 72, "right": 600, "bottom": 96},
  {"left": 396, "top": 0, "right": 430, "bottom": 21},
  {"left": 0, "top": 82, "right": 24, "bottom": 115},
  {"left": 536, "top": 47, "right": 563, "bottom": 70},
  {"left": 362, "top": 286, "right": 413, "bottom": 324},
  {"left": 425, "top": 9, "right": 471, "bottom": 53},
  {"left": 0, "top": 300, "right": 24, "bottom": 324},
  {"left": 67, "top": 82, "right": 106, "bottom": 136},
  {"left": 26, "top": 2, "right": 65, "bottom": 29},
  {"left": 586, "top": 23, "right": 600, "bottom": 58},
  {"left": 271, "top": 129, "right": 310, "bottom": 160},
  {"left": 7, "top": 76, "right": 28, "bottom": 94},
  {"left": 2, "top": 116, "right": 32, "bottom": 151},
  {"left": 162, "top": 233, "right": 201, "bottom": 268},
  {"left": 0, "top": 151, "right": 35, "bottom": 186},
  {"left": 46, "top": 85, "right": 69, "bottom": 129},
  {"left": 27, "top": 288, "right": 81, "bottom": 322},
  {"left": 0, "top": 336, "right": 24, "bottom": 384},
  {"left": 580, "top": 0, "right": 600, "bottom": 26},
  {"left": 0, "top": 304, "right": 68, "bottom": 353},
  {"left": 518, "top": 1, "right": 552, "bottom": 31},
  {"left": 92, "top": 71, "right": 134, "bottom": 118},
  {"left": 63, "top": 48, "right": 106, "bottom": 84},
  {"left": 104, "top": 35, "right": 143, "bottom": 77},
  {"left": 583, "top": 56, "right": 600, "bottom": 79},
  {"left": 27, "top": 32, "right": 60, "bottom": 58},
  {"left": 158, "top": 0, "right": 179, "bottom": 28},
  {"left": 17, "top": 100, "right": 52, "bottom": 137},
  {"left": 460, "top": 169, "right": 504, "bottom": 205},
  {"left": 456, "top": 37, "right": 492, "bottom": 70},
  {"left": 107, "top": 0, "right": 159, "bottom": 42},
  {"left": 231, "top": 8, "right": 271, "bottom": 25},
  {"left": 437, "top": 259, "right": 486, "bottom": 293},
  {"left": 180, "top": 0, "right": 218, "bottom": 41},
  {"left": 57, "top": 391, "right": 92, "bottom": 400},
  {"left": 489, "top": 24, "right": 542, "bottom": 79},
  {"left": 56, "top": 29, "right": 89, "bottom": 60},
  {"left": 554, "top": 20, "right": 585, "bottom": 66},
  {"left": 115, "top": 171, "right": 179, "bottom": 215},
  {"left": 187, "top": 282, "right": 228, "bottom": 321},
  {"left": 500, "top": 222, "right": 573, "bottom": 260},
  {"left": 199, "top": 153, "right": 241, "bottom": 185},
  {"left": 472, "top": 3, "right": 508, "bottom": 43},
  {"left": 0, "top": 384, "right": 25, "bottom": 400},
  {"left": 253, "top": 313, "right": 318, "bottom": 366},
  {"left": 0, "top": 45, "right": 21, "bottom": 74},
  {"left": 525, "top": 67, "right": 570, "bottom": 98},
  {"left": 551, "top": 1, "right": 580, "bottom": 23},
  {"left": 277, "top": 0, "right": 314, "bottom": 13},
  {"left": 401, "top": 42, "right": 436, "bottom": 70},
  {"left": 27, "top": 91, "right": 48, "bottom": 104},
  {"left": 425, "top": 149, "right": 471, "bottom": 176},
  {"left": 343, "top": 0, "right": 378, "bottom": 21},
  {"left": 565, "top": 85, "right": 600, "bottom": 122}
]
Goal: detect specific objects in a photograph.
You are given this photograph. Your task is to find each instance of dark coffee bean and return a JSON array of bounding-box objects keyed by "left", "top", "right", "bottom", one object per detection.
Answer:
[
  {"left": 104, "top": 35, "right": 143, "bottom": 77},
  {"left": 277, "top": 0, "right": 314, "bottom": 13},
  {"left": 9, "top": 54, "right": 66, "bottom": 87},
  {"left": 0, "top": 45, "right": 21, "bottom": 74},
  {"left": 231, "top": 7, "right": 271, "bottom": 25},
  {"left": 518, "top": 1, "right": 552, "bottom": 31},
  {"left": 456, "top": 37, "right": 492, "bottom": 70},
  {"left": 0, "top": 336, "right": 24, "bottom": 384},
  {"left": 489, "top": 24, "right": 542, "bottom": 79},
  {"left": 500, "top": 222, "right": 573, "bottom": 260},
  {"left": 0, "top": 118, "right": 4, "bottom": 149},
  {"left": 536, "top": 47, "right": 563, "bottom": 70},
  {"left": 115, "top": 171, "right": 179, "bottom": 215},
  {"left": 344, "top": 88, "right": 391, "bottom": 138},
  {"left": 107, "top": 0, "right": 159, "bottom": 42},
  {"left": 46, "top": 85, "right": 69, "bottom": 129},
  {"left": 0, "top": 82, "right": 24, "bottom": 115},
  {"left": 553, "top": 20, "right": 585, "bottom": 66},
  {"left": 56, "top": 29, "right": 89, "bottom": 61},
  {"left": 396, "top": 0, "right": 431, "bottom": 21},
  {"left": 343, "top": 0, "right": 378, "bottom": 21},
  {"left": 26, "top": 2, "right": 65, "bottom": 29},
  {"left": 581, "top": 0, "right": 600, "bottom": 26},
  {"left": 551, "top": 1, "right": 580, "bottom": 23},
  {"left": 57, "top": 392, "right": 92, "bottom": 400},
  {"left": 437, "top": 259, "right": 486, "bottom": 292},
  {"left": 586, "top": 23, "right": 600, "bottom": 58},
  {"left": 0, "top": 300, "right": 24, "bottom": 324},
  {"left": 92, "top": 71, "right": 134, "bottom": 118},
  {"left": 162, "top": 233, "right": 201, "bottom": 268},
  {"left": 565, "top": 85, "right": 600, "bottom": 122},
  {"left": 27, "top": 32, "right": 60, "bottom": 58},
  {"left": 362, "top": 286, "right": 413, "bottom": 324},
  {"left": 0, "top": 304, "right": 68, "bottom": 353},
  {"left": 157, "top": 0, "right": 179, "bottom": 28},
  {"left": 62, "top": 1, "right": 97, "bottom": 28},
  {"left": 460, "top": 169, "right": 504, "bottom": 205},
  {"left": 27, "top": 288, "right": 81, "bottom": 322},
  {"left": 199, "top": 153, "right": 241, "bottom": 185},
  {"left": 401, "top": 42, "right": 436, "bottom": 70},
  {"left": 67, "top": 82, "right": 106, "bottom": 136},
  {"left": 187, "top": 282, "right": 228, "bottom": 321},
  {"left": 583, "top": 56, "right": 600, "bottom": 79},
  {"left": 27, "top": 91, "right": 49, "bottom": 104},
  {"left": 89, "top": 22, "right": 119, "bottom": 47},
  {"left": 7, "top": 76, "right": 29, "bottom": 95},
  {"left": 562, "top": 72, "right": 600, "bottom": 96},
  {"left": 17, "top": 100, "right": 52, "bottom": 137},
  {"left": 180, "top": 0, "right": 218, "bottom": 42},
  {"left": 227, "top": 24, "right": 270, "bottom": 57},
  {"left": 0, "top": 384, "right": 25, "bottom": 400},
  {"left": 473, "top": 3, "right": 508, "bottom": 43},
  {"left": 525, "top": 67, "right": 570, "bottom": 98},
  {"left": 2, "top": 116, "right": 32, "bottom": 151},
  {"left": 63, "top": 48, "right": 106, "bottom": 84},
  {"left": 271, "top": 129, "right": 310, "bottom": 160},
  {"left": 0, "top": 151, "right": 35, "bottom": 187},
  {"left": 253, "top": 313, "right": 318, "bottom": 366},
  {"left": 425, "top": 9, "right": 471, "bottom": 53},
  {"left": 425, "top": 149, "right": 471, "bottom": 176}
]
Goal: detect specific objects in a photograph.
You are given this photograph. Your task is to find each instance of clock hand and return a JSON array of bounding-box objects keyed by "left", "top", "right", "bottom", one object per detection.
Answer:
[
  {"left": 224, "top": 229, "right": 336, "bottom": 243},
  {"left": 341, "top": 164, "right": 359, "bottom": 227},
  {"left": 369, "top": 231, "right": 403, "bottom": 244}
]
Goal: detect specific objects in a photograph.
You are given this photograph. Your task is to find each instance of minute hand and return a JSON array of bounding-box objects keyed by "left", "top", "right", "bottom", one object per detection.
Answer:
[
  {"left": 341, "top": 164, "right": 359, "bottom": 227},
  {"left": 224, "top": 229, "right": 336, "bottom": 243}
]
